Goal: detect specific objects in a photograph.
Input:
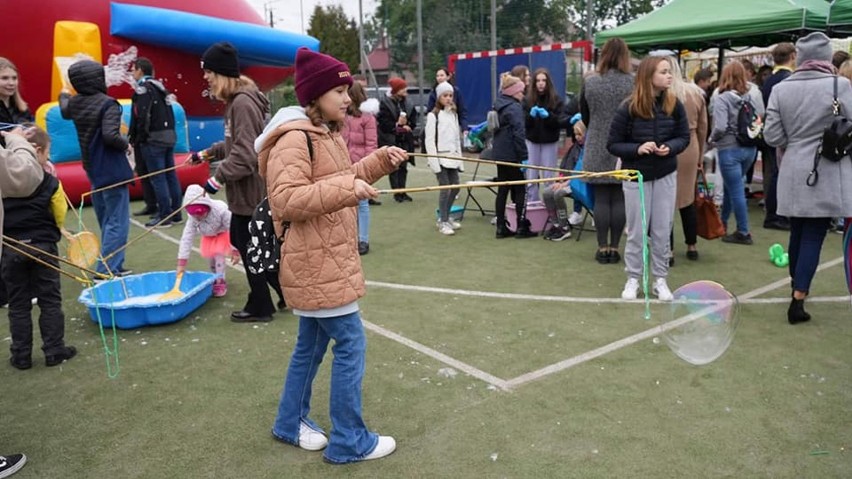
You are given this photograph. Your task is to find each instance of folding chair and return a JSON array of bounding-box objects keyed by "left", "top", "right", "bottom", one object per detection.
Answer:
[
  {"left": 462, "top": 149, "right": 497, "bottom": 219},
  {"left": 566, "top": 179, "right": 595, "bottom": 242}
]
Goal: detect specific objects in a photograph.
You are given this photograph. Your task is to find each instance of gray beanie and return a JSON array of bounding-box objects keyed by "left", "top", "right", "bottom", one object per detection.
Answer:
[{"left": 796, "top": 32, "right": 832, "bottom": 65}]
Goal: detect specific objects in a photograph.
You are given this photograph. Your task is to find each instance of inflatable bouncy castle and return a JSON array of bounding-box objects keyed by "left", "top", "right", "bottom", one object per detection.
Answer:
[{"left": 2, "top": 0, "right": 318, "bottom": 203}]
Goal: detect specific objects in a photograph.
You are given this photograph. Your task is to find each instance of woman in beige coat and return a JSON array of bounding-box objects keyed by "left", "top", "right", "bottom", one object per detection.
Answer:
[
  {"left": 256, "top": 48, "right": 407, "bottom": 464},
  {"left": 669, "top": 57, "right": 707, "bottom": 262}
]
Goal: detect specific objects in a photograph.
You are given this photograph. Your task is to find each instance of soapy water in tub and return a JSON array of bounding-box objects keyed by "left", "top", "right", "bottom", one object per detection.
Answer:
[{"left": 108, "top": 293, "right": 172, "bottom": 307}]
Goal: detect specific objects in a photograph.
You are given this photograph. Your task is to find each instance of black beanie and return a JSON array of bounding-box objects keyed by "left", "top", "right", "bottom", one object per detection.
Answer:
[{"left": 201, "top": 42, "right": 240, "bottom": 78}]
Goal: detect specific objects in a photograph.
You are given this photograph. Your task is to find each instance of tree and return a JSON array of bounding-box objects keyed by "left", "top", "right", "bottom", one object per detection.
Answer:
[
  {"left": 558, "top": 0, "right": 669, "bottom": 36},
  {"left": 307, "top": 5, "right": 360, "bottom": 72},
  {"left": 373, "top": 0, "right": 574, "bottom": 79}
]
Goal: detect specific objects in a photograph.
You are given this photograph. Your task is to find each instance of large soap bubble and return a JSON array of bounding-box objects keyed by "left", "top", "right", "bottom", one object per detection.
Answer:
[{"left": 661, "top": 281, "right": 740, "bottom": 365}]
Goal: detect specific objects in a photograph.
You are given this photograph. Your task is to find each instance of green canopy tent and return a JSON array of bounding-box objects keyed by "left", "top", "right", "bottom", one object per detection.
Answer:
[
  {"left": 595, "top": 0, "right": 830, "bottom": 51},
  {"left": 828, "top": 0, "right": 852, "bottom": 34}
]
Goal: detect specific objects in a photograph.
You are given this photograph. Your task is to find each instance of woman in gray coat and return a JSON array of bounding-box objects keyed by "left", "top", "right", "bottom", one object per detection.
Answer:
[
  {"left": 579, "top": 38, "right": 634, "bottom": 264},
  {"left": 764, "top": 32, "right": 852, "bottom": 324}
]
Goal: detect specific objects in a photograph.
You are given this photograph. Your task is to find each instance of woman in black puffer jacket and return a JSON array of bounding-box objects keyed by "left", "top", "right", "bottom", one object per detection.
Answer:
[
  {"left": 607, "top": 56, "right": 690, "bottom": 302},
  {"left": 491, "top": 73, "right": 537, "bottom": 238}
]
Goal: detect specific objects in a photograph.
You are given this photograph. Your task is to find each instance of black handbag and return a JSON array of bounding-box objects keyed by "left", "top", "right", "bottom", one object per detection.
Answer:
[{"left": 809, "top": 76, "right": 852, "bottom": 186}]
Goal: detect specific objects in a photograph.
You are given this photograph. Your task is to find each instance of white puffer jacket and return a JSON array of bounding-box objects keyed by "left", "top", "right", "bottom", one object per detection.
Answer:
[
  {"left": 425, "top": 109, "right": 464, "bottom": 173},
  {"left": 177, "top": 184, "right": 232, "bottom": 260}
]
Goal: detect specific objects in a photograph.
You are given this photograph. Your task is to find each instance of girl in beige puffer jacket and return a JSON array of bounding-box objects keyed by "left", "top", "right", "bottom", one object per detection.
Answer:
[{"left": 256, "top": 48, "right": 408, "bottom": 464}]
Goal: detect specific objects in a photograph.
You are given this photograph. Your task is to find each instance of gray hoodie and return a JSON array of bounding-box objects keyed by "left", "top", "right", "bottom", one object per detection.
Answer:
[{"left": 710, "top": 89, "right": 765, "bottom": 149}]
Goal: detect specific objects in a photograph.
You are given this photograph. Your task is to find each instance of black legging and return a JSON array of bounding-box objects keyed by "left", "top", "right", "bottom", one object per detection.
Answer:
[
  {"left": 593, "top": 183, "right": 625, "bottom": 248},
  {"left": 231, "top": 214, "right": 284, "bottom": 317},
  {"left": 495, "top": 163, "right": 526, "bottom": 223},
  {"left": 675, "top": 203, "right": 697, "bottom": 247}
]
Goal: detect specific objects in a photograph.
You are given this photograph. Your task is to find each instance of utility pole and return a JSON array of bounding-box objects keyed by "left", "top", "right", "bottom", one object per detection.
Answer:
[
  {"left": 490, "top": 0, "right": 497, "bottom": 102},
  {"left": 586, "top": 0, "right": 593, "bottom": 41},
  {"left": 416, "top": 0, "right": 425, "bottom": 109},
  {"left": 359, "top": 0, "right": 366, "bottom": 78}
]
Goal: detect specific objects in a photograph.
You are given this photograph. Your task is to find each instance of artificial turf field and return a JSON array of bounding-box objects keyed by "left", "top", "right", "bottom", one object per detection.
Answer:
[{"left": 2, "top": 163, "right": 850, "bottom": 478}]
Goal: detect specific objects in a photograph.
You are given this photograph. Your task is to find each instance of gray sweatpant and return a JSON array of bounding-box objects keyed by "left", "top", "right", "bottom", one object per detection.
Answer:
[
  {"left": 623, "top": 172, "right": 677, "bottom": 280},
  {"left": 436, "top": 167, "right": 460, "bottom": 222}
]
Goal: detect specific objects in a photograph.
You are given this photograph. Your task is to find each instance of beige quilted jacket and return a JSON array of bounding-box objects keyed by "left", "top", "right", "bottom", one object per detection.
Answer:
[{"left": 257, "top": 118, "right": 395, "bottom": 311}]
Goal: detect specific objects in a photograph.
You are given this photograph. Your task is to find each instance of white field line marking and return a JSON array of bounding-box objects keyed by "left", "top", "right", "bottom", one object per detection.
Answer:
[
  {"left": 137, "top": 219, "right": 848, "bottom": 390},
  {"left": 365, "top": 280, "right": 850, "bottom": 305},
  {"left": 133, "top": 219, "right": 510, "bottom": 390},
  {"left": 360, "top": 320, "right": 510, "bottom": 390},
  {"left": 503, "top": 256, "right": 848, "bottom": 389}
]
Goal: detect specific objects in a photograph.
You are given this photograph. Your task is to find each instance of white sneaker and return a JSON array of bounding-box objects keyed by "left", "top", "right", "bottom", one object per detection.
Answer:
[
  {"left": 298, "top": 422, "right": 328, "bottom": 451},
  {"left": 449, "top": 219, "right": 462, "bottom": 230},
  {"left": 653, "top": 278, "right": 674, "bottom": 301},
  {"left": 568, "top": 211, "right": 584, "bottom": 226},
  {"left": 438, "top": 222, "right": 455, "bottom": 235},
  {"left": 361, "top": 436, "right": 396, "bottom": 461},
  {"left": 621, "top": 278, "right": 640, "bottom": 300}
]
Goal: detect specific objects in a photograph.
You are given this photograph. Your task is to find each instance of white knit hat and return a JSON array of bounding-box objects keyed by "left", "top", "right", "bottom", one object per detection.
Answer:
[{"left": 435, "top": 81, "right": 454, "bottom": 98}]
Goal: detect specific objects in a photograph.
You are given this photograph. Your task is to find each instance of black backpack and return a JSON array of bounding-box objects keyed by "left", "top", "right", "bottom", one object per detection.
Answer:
[
  {"left": 735, "top": 96, "right": 763, "bottom": 147},
  {"left": 246, "top": 130, "right": 313, "bottom": 274}
]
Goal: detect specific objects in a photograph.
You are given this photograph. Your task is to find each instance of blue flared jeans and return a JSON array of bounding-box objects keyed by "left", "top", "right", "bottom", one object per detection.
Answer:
[
  {"left": 718, "top": 146, "right": 756, "bottom": 235},
  {"left": 272, "top": 310, "right": 378, "bottom": 463}
]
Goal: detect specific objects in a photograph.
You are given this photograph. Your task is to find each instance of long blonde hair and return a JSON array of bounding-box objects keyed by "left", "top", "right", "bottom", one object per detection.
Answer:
[
  {"left": 0, "top": 58, "right": 28, "bottom": 113},
  {"left": 208, "top": 71, "right": 258, "bottom": 102},
  {"left": 628, "top": 56, "right": 677, "bottom": 119},
  {"left": 665, "top": 56, "right": 704, "bottom": 103}
]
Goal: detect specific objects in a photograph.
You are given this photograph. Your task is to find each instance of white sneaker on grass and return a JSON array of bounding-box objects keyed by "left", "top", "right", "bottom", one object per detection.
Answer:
[
  {"left": 568, "top": 211, "right": 584, "bottom": 226},
  {"left": 361, "top": 436, "right": 396, "bottom": 461},
  {"left": 449, "top": 219, "right": 462, "bottom": 230},
  {"left": 438, "top": 222, "right": 455, "bottom": 235},
  {"left": 653, "top": 278, "right": 674, "bottom": 301},
  {"left": 621, "top": 278, "right": 640, "bottom": 300},
  {"left": 299, "top": 422, "right": 329, "bottom": 451}
]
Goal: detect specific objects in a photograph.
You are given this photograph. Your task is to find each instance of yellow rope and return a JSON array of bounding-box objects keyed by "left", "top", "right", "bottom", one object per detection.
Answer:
[{"left": 1, "top": 240, "right": 93, "bottom": 285}]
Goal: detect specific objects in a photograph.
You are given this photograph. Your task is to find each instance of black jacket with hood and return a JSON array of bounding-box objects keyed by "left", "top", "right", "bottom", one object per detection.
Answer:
[
  {"left": 129, "top": 77, "right": 177, "bottom": 147},
  {"left": 490, "top": 94, "right": 527, "bottom": 163},
  {"left": 59, "top": 60, "right": 128, "bottom": 170}
]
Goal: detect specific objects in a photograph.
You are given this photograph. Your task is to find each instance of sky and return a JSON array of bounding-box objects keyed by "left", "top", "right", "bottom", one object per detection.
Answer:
[{"left": 246, "top": 0, "right": 378, "bottom": 35}]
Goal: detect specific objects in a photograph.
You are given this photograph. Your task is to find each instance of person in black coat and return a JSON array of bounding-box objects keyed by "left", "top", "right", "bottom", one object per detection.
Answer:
[
  {"left": 491, "top": 73, "right": 536, "bottom": 238},
  {"left": 377, "top": 78, "right": 418, "bottom": 202},
  {"left": 607, "top": 56, "right": 690, "bottom": 302},
  {"left": 760, "top": 42, "right": 796, "bottom": 231}
]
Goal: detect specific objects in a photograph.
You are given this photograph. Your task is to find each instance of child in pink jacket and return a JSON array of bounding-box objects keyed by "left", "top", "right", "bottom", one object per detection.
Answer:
[
  {"left": 342, "top": 82, "right": 379, "bottom": 255},
  {"left": 175, "top": 184, "right": 237, "bottom": 297}
]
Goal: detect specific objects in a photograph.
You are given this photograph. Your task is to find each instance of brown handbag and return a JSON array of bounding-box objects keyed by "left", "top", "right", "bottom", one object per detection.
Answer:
[{"left": 695, "top": 170, "right": 726, "bottom": 240}]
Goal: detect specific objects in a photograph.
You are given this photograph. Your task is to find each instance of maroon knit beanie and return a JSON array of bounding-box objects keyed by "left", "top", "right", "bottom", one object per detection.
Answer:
[
  {"left": 294, "top": 47, "right": 353, "bottom": 107},
  {"left": 389, "top": 77, "right": 407, "bottom": 95}
]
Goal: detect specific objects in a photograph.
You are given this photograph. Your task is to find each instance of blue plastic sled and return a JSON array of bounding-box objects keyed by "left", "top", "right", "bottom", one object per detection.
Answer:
[{"left": 78, "top": 271, "right": 217, "bottom": 329}]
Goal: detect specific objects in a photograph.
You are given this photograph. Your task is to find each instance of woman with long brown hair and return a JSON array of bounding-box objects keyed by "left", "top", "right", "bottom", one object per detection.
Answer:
[
  {"left": 607, "top": 56, "right": 690, "bottom": 301},
  {"left": 524, "top": 68, "right": 566, "bottom": 201},
  {"left": 709, "top": 61, "right": 764, "bottom": 246},
  {"left": 191, "top": 42, "right": 284, "bottom": 322},
  {"left": 580, "top": 38, "right": 634, "bottom": 264}
]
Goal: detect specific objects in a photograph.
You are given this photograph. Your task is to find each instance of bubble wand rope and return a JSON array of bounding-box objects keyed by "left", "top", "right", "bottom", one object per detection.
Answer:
[
  {"left": 378, "top": 169, "right": 638, "bottom": 195},
  {"left": 1, "top": 235, "right": 109, "bottom": 281},
  {"left": 637, "top": 172, "right": 651, "bottom": 320},
  {"left": 99, "top": 190, "right": 205, "bottom": 265},
  {"left": 83, "top": 162, "right": 189, "bottom": 198},
  {"left": 64, "top": 191, "right": 123, "bottom": 377},
  {"left": 0, "top": 240, "right": 95, "bottom": 284},
  {"left": 409, "top": 152, "right": 577, "bottom": 175}
]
